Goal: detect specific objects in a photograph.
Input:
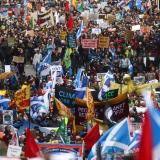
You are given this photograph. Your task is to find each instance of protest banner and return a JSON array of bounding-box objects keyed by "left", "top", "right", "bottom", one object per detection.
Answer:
[
  {"left": 7, "top": 37, "right": 15, "bottom": 47},
  {"left": 132, "top": 25, "right": 141, "bottom": 31},
  {"left": 125, "top": 30, "right": 134, "bottom": 41},
  {"left": 7, "top": 145, "right": 22, "bottom": 158},
  {"left": 67, "top": 34, "right": 76, "bottom": 48},
  {"left": 12, "top": 56, "right": 24, "bottom": 63},
  {"left": 38, "top": 144, "right": 83, "bottom": 158},
  {"left": 55, "top": 85, "right": 76, "bottom": 109},
  {"left": 81, "top": 39, "right": 98, "bottom": 48},
  {"left": 98, "top": 36, "right": 110, "bottom": 48},
  {"left": 60, "top": 31, "right": 67, "bottom": 40},
  {"left": 3, "top": 110, "right": 13, "bottom": 125}
]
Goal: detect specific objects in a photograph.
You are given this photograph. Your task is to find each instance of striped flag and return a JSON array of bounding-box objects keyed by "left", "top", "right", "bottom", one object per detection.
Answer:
[{"left": 76, "top": 20, "right": 84, "bottom": 40}]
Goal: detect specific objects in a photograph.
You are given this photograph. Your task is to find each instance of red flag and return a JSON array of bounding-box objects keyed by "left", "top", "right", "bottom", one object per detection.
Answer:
[
  {"left": 83, "top": 124, "right": 100, "bottom": 150},
  {"left": 24, "top": 128, "right": 40, "bottom": 158},
  {"left": 137, "top": 111, "right": 152, "bottom": 160},
  {"left": 67, "top": 15, "right": 74, "bottom": 31},
  {"left": 65, "top": 1, "right": 70, "bottom": 12}
]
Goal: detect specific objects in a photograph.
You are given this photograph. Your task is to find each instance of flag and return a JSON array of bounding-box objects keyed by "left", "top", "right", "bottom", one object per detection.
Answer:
[
  {"left": 98, "top": 71, "right": 114, "bottom": 100},
  {"left": 29, "top": 16, "right": 34, "bottom": 29},
  {"left": 77, "top": 3, "right": 84, "bottom": 13},
  {"left": 37, "top": 10, "right": 54, "bottom": 27},
  {"left": 136, "top": 0, "right": 142, "bottom": 9},
  {"left": 72, "top": 0, "right": 78, "bottom": 8},
  {"left": 86, "top": 87, "right": 95, "bottom": 120},
  {"left": 0, "top": 97, "right": 10, "bottom": 110},
  {"left": 67, "top": 15, "right": 74, "bottom": 31},
  {"left": 88, "top": 118, "right": 131, "bottom": 160},
  {"left": 14, "top": 84, "right": 30, "bottom": 110},
  {"left": 76, "top": 20, "right": 84, "bottom": 39},
  {"left": 84, "top": 123, "right": 100, "bottom": 150},
  {"left": 24, "top": 128, "right": 40, "bottom": 158},
  {"left": 65, "top": 1, "right": 70, "bottom": 12},
  {"left": 74, "top": 68, "right": 84, "bottom": 88},
  {"left": 64, "top": 48, "right": 72, "bottom": 69},
  {"left": 137, "top": 91, "right": 160, "bottom": 160},
  {"left": 55, "top": 98, "right": 73, "bottom": 119},
  {"left": 10, "top": 129, "right": 19, "bottom": 146},
  {"left": 56, "top": 117, "right": 69, "bottom": 143}
]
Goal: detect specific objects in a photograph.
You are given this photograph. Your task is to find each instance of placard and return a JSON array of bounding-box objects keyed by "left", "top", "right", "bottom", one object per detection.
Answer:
[
  {"left": 104, "top": 89, "right": 119, "bottom": 100},
  {"left": 5, "top": 65, "right": 11, "bottom": 72},
  {"left": 3, "top": 110, "right": 13, "bottom": 125},
  {"left": 12, "top": 56, "right": 24, "bottom": 63},
  {"left": 67, "top": 34, "right": 76, "bottom": 48},
  {"left": 133, "top": 76, "right": 145, "bottom": 84},
  {"left": 92, "top": 28, "right": 101, "bottom": 35},
  {"left": 60, "top": 31, "right": 67, "bottom": 40},
  {"left": 132, "top": 25, "right": 141, "bottom": 31},
  {"left": 7, "top": 145, "right": 22, "bottom": 158},
  {"left": 81, "top": 39, "right": 97, "bottom": 48},
  {"left": 98, "top": 36, "right": 110, "bottom": 48}
]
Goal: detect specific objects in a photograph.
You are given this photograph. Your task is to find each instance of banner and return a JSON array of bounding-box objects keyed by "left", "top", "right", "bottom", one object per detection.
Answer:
[
  {"left": 55, "top": 85, "right": 76, "bottom": 109},
  {"left": 98, "top": 36, "right": 110, "bottom": 48},
  {"left": 38, "top": 144, "right": 83, "bottom": 158},
  {"left": 12, "top": 56, "right": 24, "bottom": 63},
  {"left": 67, "top": 34, "right": 76, "bottom": 48},
  {"left": 7, "top": 145, "right": 22, "bottom": 158},
  {"left": 3, "top": 110, "right": 13, "bottom": 125},
  {"left": 75, "top": 104, "right": 104, "bottom": 126},
  {"left": 81, "top": 39, "right": 97, "bottom": 48}
]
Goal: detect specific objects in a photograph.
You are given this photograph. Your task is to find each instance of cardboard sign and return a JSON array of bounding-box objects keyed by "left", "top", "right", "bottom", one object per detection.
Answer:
[
  {"left": 60, "top": 31, "right": 67, "bottom": 40},
  {"left": 7, "top": 37, "right": 15, "bottom": 46},
  {"left": 12, "top": 56, "right": 24, "bottom": 63},
  {"left": 3, "top": 110, "right": 13, "bottom": 125},
  {"left": 67, "top": 34, "right": 76, "bottom": 48},
  {"left": 7, "top": 145, "right": 22, "bottom": 158},
  {"left": 132, "top": 25, "right": 141, "bottom": 31},
  {"left": 98, "top": 36, "right": 110, "bottom": 48},
  {"left": 81, "top": 39, "right": 97, "bottom": 48},
  {"left": 125, "top": 30, "right": 134, "bottom": 41}
]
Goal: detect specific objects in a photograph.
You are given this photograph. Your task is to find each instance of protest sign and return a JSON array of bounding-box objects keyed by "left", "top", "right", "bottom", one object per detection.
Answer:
[
  {"left": 55, "top": 85, "right": 76, "bottom": 108},
  {"left": 67, "top": 34, "right": 76, "bottom": 48},
  {"left": 104, "top": 89, "right": 119, "bottom": 100},
  {"left": 92, "top": 28, "right": 101, "bottom": 35},
  {"left": 132, "top": 25, "right": 141, "bottom": 31},
  {"left": 7, "top": 145, "right": 22, "bottom": 158},
  {"left": 125, "top": 30, "right": 134, "bottom": 41},
  {"left": 5, "top": 65, "right": 11, "bottom": 73},
  {"left": 133, "top": 76, "right": 145, "bottom": 84},
  {"left": 60, "top": 31, "right": 67, "bottom": 40},
  {"left": 3, "top": 110, "right": 13, "bottom": 125},
  {"left": 96, "top": 73, "right": 107, "bottom": 81},
  {"left": 12, "top": 56, "right": 24, "bottom": 63},
  {"left": 98, "top": 36, "right": 110, "bottom": 48},
  {"left": 81, "top": 39, "right": 97, "bottom": 48},
  {"left": 7, "top": 37, "right": 15, "bottom": 47}
]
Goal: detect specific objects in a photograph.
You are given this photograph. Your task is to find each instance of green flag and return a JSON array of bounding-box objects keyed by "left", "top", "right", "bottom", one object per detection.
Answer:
[
  {"left": 29, "top": 17, "right": 34, "bottom": 29},
  {"left": 64, "top": 48, "right": 72, "bottom": 69},
  {"left": 56, "top": 117, "right": 69, "bottom": 143},
  {"left": 78, "top": 3, "right": 84, "bottom": 13}
]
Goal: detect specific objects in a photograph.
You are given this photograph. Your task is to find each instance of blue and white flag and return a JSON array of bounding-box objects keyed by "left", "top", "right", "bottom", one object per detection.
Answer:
[
  {"left": 74, "top": 68, "right": 84, "bottom": 88},
  {"left": 0, "top": 97, "right": 10, "bottom": 110},
  {"left": 76, "top": 21, "right": 84, "bottom": 40},
  {"left": 88, "top": 118, "right": 131, "bottom": 160},
  {"left": 98, "top": 71, "right": 114, "bottom": 100}
]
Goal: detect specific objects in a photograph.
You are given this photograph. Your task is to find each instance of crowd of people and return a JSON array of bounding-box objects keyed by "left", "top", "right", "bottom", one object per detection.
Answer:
[{"left": 0, "top": 0, "right": 160, "bottom": 159}]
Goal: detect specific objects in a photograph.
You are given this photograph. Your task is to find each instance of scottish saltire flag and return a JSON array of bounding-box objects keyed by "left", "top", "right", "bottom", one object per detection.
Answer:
[
  {"left": 117, "top": 0, "right": 126, "bottom": 8},
  {"left": 37, "top": 51, "right": 52, "bottom": 76},
  {"left": 98, "top": 71, "right": 114, "bottom": 100},
  {"left": 136, "top": 0, "right": 142, "bottom": 9},
  {"left": 0, "top": 96, "right": 10, "bottom": 110},
  {"left": 88, "top": 118, "right": 131, "bottom": 160},
  {"left": 138, "top": 91, "right": 160, "bottom": 160},
  {"left": 76, "top": 20, "right": 84, "bottom": 39},
  {"left": 74, "top": 68, "right": 84, "bottom": 88},
  {"left": 75, "top": 75, "right": 89, "bottom": 99}
]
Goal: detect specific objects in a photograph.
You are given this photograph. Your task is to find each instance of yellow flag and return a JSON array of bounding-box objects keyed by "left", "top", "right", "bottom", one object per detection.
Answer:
[
  {"left": 86, "top": 88, "right": 95, "bottom": 120},
  {"left": 0, "top": 90, "right": 7, "bottom": 96},
  {"left": 72, "top": 0, "right": 78, "bottom": 8},
  {"left": 14, "top": 84, "right": 30, "bottom": 110},
  {"left": 55, "top": 98, "right": 73, "bottom": 119}
]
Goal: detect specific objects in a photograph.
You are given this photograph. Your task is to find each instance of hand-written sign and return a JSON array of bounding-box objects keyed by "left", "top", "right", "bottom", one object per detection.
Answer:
[
  {"left": 81, "top": 39, "right": 98, "bottom": 48},
  {"left": 12, "top": 56, "right": 24, "bottom": 63},
  {"left": 98, "top": 36, "right": 110, "bottom": 48},
  {"left": 67, "top": 34, "right": 76, "bottom": 48}
]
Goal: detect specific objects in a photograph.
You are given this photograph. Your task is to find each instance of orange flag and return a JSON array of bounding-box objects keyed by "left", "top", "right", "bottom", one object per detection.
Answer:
[{"left": 86, "top": 88, "right": 95, "bottom": 120}]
